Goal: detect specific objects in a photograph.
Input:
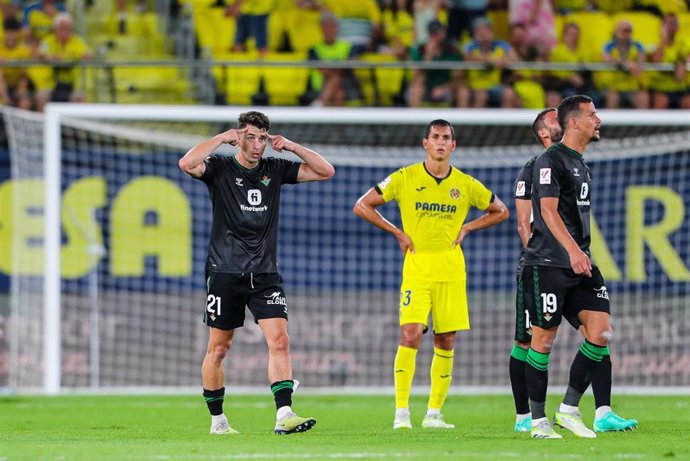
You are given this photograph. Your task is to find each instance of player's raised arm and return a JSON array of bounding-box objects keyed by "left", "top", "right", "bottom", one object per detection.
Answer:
[
  {"left": 178, "top": 128, "right": 246, "bottom": 178},
  {"left": 454, "top": 196, "right": 509, "bottom": 245},
  {"left": 269, "top": 134, "right": 335, "bottom": 182},
  {"left": 353, "top": 188, "right": 414, "bottom": 255}
]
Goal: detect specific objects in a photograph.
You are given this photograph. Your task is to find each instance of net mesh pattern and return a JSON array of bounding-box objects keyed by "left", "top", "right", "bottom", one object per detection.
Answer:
[{"left": 2, "top": 107, "right": 689, "bottom": 390}]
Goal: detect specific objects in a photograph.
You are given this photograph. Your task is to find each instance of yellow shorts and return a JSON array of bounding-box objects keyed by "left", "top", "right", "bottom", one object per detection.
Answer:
[{"left": 399, "top": 278, "right": 469, "bottom": 333}]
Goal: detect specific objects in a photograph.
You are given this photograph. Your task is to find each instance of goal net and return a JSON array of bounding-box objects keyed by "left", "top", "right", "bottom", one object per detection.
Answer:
[{"left": 2, "top": 105, "right": 689, "bottom": 394}]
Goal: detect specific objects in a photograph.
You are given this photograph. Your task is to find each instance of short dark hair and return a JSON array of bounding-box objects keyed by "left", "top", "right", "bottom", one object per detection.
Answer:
[
  {"left": 238, "top": 111, "right": 270, "bottom": 131},
  {"left": 3, "top": 17, "right": 21, "bottom": 31},
  {"left": 531, "top": 108, "right": 556, "bottom": 145},
  {"left": 427, "top": 19, "right": 445, "bottom": 35},
  {"left": 562, "top": 22, "right": 579, "bottom": 35},
  {"left": 557, "top": 94, "right": 593, "bottom": 131},
  {"left": 424, "top": 119, "right": 455, "bottom": 140}
]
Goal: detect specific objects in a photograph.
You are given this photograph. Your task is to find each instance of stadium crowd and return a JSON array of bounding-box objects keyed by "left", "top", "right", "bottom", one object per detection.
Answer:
[{"left": 0, "top": 0, "right": 689, "bottom": 109}]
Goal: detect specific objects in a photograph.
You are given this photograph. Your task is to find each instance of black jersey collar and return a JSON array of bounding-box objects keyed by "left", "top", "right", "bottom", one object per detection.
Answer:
[
  {"left": 232, "top": 155, "right": 261, "bottom": 171},
  {"left": 555, "top": 142, "right": 584, "bottom": 159},
  {"left": 422, "top": 161, "right": 452, "bottom": 184}
]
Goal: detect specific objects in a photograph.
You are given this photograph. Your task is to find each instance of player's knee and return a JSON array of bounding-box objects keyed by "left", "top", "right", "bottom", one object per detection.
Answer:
[
  {"left": 268, "top": 333, "right": 290, "bottom": 353},
  {"left": 534, "top": 337, "right": 554, "bottom": 353},
  {"left": 595, "top": 327, "right": 613, "bottom": 346},
  {"left": 434, "top": 333, "right": 455, "bottom": 350},
  {"left": 209, "top": 342, "right": 231, "bottom": 364},
  {"left": 400, "top": 330, "right": 422, "bottom": 349}
]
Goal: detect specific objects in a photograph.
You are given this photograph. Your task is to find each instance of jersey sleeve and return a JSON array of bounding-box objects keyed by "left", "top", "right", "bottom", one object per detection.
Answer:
[
  {"left": 533, "top": 153, "right": 562, "bottom": 198},
  {"left": 514, "top": 158, "right": 535, "bottom": 200},
  {"left": 274, "top": 158, "right": 301, "bottom": 185},
  {"left": 375, "top": 168, "right": 404, "bottom": 203},
  {"left": 468, "top": 177, "right": 494, "bottom": 210},
  {"left": 199, "top": 154, "right": 223, "bottom": 184}
]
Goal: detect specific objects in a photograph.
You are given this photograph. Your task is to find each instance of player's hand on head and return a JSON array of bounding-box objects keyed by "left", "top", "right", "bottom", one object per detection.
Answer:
[
  {"left": 221, "top": 128, "right": 246, "bottom": 146},
  {"left": 268, "top": 134, "right": 294, "bottom": 153}
]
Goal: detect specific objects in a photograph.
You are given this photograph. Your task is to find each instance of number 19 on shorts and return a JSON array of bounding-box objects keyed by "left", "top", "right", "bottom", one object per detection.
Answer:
[{"left": 541, "top": 293, "right": 557, "bottom": 314}]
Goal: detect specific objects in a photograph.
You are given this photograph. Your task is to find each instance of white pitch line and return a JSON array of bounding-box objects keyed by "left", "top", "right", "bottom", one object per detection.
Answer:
[
  {"left": 144, "top": 452, "right": 606, "bottom": 460},
  {"left": 148, "top": 454, "right": 417, "bottom": 460}
]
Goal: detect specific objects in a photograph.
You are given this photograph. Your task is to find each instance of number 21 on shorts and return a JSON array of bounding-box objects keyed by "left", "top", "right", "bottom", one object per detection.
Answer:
[{"left": 207, "top": 294, "right": 222, "bottom": 316}]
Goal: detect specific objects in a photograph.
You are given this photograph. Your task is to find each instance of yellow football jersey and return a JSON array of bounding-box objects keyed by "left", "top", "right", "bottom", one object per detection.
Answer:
[{"left": 377, "top": 162, "right": 493, "bottom": 282}]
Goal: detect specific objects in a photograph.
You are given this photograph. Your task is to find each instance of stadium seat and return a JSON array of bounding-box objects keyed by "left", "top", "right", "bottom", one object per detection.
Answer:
[
  {"left": 214, "top": 51, "right": 262, "bottom": 105},
  {"left": 487, "top": 10, "right": 509, "bottom": 41},
  {"left": 193, "top": 6, "right": 237, "bottom": 57},
  {"left": 355, "top": 53, "right": 406, "bottom": 106},
  {"left": 558, "top": 11, "right": 612, "bottom": 60},
  {"left": 95, "top": 34, "right": 166, "bottom": 58},
  {"left": 285, "top": 9, "right": 323, "bottom": 53},
  {"left": 261, "top": 52, "right": 310, "bottom": 106},
  {"left": 611, "top": 11, "right": 662, "bottom": 50},
  {"left": 267, "top": 10, "right": 290, "bottom": 52},
  {"left": 112, "top": 64, "right": 193, "bottom": 104}
]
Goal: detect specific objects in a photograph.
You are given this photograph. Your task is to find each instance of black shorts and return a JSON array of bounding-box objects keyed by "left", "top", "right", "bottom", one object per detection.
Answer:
[
  {"left": 515, "top": 271, "right": 583, "bottom": 342},
  {"left": 204, "top": 271, "right": 288, "bottom": 330},
  {"left": 520, "top": 265, "right": 610, "bottom": 330}
]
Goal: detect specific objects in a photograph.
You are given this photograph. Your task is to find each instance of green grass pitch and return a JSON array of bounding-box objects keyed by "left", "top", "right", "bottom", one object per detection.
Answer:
[{"left": 1, "top": 394, "right": 688, "bottom": 461}]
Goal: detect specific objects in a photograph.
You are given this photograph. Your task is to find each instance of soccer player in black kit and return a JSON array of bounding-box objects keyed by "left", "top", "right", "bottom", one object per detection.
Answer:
[
  {"left": 179, "top": 111, "right": 335, "bottom": 435},
  {"left": 510, "top": 108, "right": 637, "bottom": 434},
  {"left": 522, "top": 95, "right": 623, "bottom": 439}
]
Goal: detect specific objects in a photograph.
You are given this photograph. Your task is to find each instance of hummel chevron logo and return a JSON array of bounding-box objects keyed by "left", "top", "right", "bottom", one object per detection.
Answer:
[
  {"left": 395, "top": 369, "right": 405, "bottom": 373},
  {"left": 440, "top": 375, "right": 451, "bottom": 378},
  {"left": 416, "top": 186, "right": 426, "bottom": 191}
]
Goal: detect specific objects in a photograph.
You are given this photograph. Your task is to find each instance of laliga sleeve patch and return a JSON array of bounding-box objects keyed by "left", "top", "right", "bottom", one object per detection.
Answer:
[
  {"left": 539, "top": 168, "right": 551, "bottom": 184},
  {"left": 378, "top": 176, "right": 392, "bottom": 189},
  {"left": 516, "top": 181, "right": 526, "bottom": 197}
]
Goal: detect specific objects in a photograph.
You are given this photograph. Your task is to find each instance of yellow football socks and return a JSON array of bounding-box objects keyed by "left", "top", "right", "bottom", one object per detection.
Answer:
[
  {"left": 394, "top": 345, "right": 418, "bottom": 409},
  {"left": 428, "top": 347, "right": 454, "bottom": 411}
]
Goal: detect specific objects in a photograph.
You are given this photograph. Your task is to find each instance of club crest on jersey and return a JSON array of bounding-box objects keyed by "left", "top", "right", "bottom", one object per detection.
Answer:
[
  {"left": 235, "top": 178, "right": 243, "bottom": 186},
  {"left": 516, "top": 181, "right": 526, "bottom": 197},
  {"left": 540, "top": 168, "right": 551, "bottom": 184},
  {"left": 261, "top": 175, "right": 271, "bottom": 186},
  {"left": 449, "top": 188, "right": 461, "bottom": 199}
]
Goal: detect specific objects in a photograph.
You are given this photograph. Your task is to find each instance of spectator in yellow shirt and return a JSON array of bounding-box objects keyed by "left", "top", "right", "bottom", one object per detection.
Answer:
[
  {"left": 601, "top": 19, "right": 649, "bottom": 108},
  {"left": 323, "top": 0, "right": 381, "bottom": 56},
  {"left": 380, "top": 0, "right": 415, "bottom": 59},
  {"left": 649, "top": 13, "right": 687, "bottom": 108},
  {"left": 0, "top": 17, "right": 34, "bottom": 110},
  {"left": 461, "top": 17, "right": 518, "bottom": 108},
  {"left": 307, "top": 13, "right": 359, "bottom": 106},
  {"left": 35, "top": 13, "right": 92, "bottom": 111},
  {"left": 544, "top": 22, "right": 592, "bottom": 107},
  {"left": 22, "top": 0, "right": 67, "bottom": 49},
  {"left": 226, "top": 0, "right": 276, "bottom": 55}
]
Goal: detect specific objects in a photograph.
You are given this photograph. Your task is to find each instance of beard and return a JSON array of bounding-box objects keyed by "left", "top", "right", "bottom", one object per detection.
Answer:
[
  {"left": 590, "top": 130, "right": 601, "bottom": 142},
  {"left": 549, "top": 128, "right": 563, "bottom": 143}
]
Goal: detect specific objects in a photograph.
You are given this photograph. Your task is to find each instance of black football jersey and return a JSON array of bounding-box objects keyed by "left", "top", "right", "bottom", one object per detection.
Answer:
[
  {"left": 525, "top": 143, "right": 592, "bottom": 268},
  {"left": 198, "top": 155, "right": 300, "bottom": 273}
]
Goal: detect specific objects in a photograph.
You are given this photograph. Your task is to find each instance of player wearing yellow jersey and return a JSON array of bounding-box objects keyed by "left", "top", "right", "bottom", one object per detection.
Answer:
[{"left": 353, "top": 119, "right": 509, "bottom": 429}]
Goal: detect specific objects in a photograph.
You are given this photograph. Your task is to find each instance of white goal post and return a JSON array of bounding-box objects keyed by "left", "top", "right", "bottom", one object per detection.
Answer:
[{"left": 3, "top": 104, "right": 689, "bottom": 394}]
